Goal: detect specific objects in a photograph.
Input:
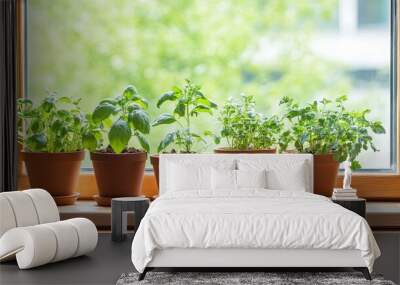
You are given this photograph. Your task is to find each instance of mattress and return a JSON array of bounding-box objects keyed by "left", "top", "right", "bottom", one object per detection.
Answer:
[{"left": 131, "top": 190, "right": 380, "bottom": 273}]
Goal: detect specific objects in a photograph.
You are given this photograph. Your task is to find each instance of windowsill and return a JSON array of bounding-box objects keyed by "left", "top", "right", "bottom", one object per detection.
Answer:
[
  {"left": 59, "top": 200, "right": 112, "bottom": 230},
  {"left": 79, "top": 169, "right": 400, "bottom": 176},
  {"left": 367, "top": 202, "right": 400, "bottom": 230},
  {"left": 59, "top": 201, "right": 400, "bottom": 230},
  {"left": 19, "top": 170, "right": 400, "bottom": 200}
]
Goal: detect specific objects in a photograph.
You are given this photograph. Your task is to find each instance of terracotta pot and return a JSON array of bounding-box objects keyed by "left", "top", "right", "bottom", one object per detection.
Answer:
[
  {"left": 17, "top": 143, "right": 23, "bottom": 178},
  {"left": 313, "top": 154, "right": 340, "bottom": 197},
  {"left": 90, "top": 151, "right": 147, "bottom": 206},
  {"left": 214, "top": 147, "right": 276, "bottom": 154},
  {"left": 150, "top": 155, "right": 160, "bottom": 189},
  {"left": 22, "top": 151, "right": 84, "bottom": 205}
]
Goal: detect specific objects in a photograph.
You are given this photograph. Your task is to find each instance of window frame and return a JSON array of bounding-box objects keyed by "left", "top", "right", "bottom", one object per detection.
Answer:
[
  {"left": 17, "top": 0, "right": 400, "bottom": 200},
  {"left": 391, "top": 0, "right": 399, "bottom": 172}
]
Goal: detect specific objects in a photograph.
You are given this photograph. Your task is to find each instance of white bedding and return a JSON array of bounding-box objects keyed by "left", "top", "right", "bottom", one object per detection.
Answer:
[{"left": 131, "top": 190, "right": 380, "bottom": 273}]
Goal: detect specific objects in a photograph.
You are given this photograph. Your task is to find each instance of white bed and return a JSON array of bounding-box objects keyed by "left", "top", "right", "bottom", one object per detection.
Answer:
[{"left": 131, "top": 154, "right": 380, "bottom": 280}]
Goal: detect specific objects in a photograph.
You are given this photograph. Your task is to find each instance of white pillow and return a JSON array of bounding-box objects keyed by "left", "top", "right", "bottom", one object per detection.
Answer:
[
  {"left": 237, "top": 158, "right": 310, "bottom": 192},
  {"left": 265, "top": 162, "right": 307, "bottom": 191},
  {"left": 236, "top": 169, "right": 267, "bottom": 189},
  {"left": 167, "top": 162, "right": 211, "bottom": 191},
  {"left": 211, "top": 168, "right": 237, "bottom": 191}
]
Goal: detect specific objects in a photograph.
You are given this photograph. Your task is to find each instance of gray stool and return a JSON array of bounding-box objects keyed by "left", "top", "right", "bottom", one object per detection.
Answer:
[{"left": 111, "top": 197, "right": 150, "bottom": 242}]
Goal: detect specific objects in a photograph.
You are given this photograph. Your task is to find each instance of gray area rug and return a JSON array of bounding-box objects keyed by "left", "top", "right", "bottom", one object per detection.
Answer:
[{"left": 117, "top": 272, "right": 396, "bottom": 285}]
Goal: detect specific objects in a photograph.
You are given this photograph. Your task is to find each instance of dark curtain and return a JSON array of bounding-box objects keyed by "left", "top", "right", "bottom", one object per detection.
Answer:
[{"left": 0, "top": 0, "right": 18, "bottom": 192}]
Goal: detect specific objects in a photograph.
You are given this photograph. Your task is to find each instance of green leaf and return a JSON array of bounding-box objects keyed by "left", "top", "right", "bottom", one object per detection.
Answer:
[
  {"left": 131, "top": 95, "right": 149, "bottom": 109},
  {"left": 136, "top": 132, "right": 150, "bottom": 152},
  {"left": 195, "top": 90, "right": 206, "bottom": 98},
  {"left": 58, "top": 126, "right": 68, "bottom": 137},
  {"left": 333, "top": 152, "right": 345, "bottom": 162},
  {"left": 26, "top": 133, "right": 47, "bottom": 151},
  {"left": 99, "top": 99, "right": 117, "bottom": 105},
  {"left": 57, "top": 96, "right": 72, "bottom": 104},
  {"left": 156, "top": 91, "right": 178, "bottom": 108},
  {"left": 209, "top": 101, "right": 218, "bottom": 109},
  {"left": 94, "top": 131, "right": 103, "bottom": 141},
  {"left": 336, "top": 95, "right": 348, "bottom": 103},
  {"left": 92, "top": 103, "right": 115, "bottom": 123},
  {"left": 102, "top": 117, "right": 114, "bottom": 129},
  {"left": 123, "top": 85, "right": 138, "bottom": 100},
  {"left": 82, "top": 132, "right": 97, "bottom": 151},
  {"left": 109, "top": 119, "right": 131, "bottom": 154},
  {"left": 17, "top": 98, "right": 33, "bottom": 106},
  {"left": 30, "top": 119, "right": 42, "bottom": 133},
  {"left": 174, "top": 99, "right": 186, "bottom": 117},
  {"left": 191, "top": 105, "right": 212, "bottom": 115},
  {"left": 41, "top": 97, "right": 56, "bottom": 113},
  {"left": 56, "top": 109, "right": 70, "bottom": 119},
  {"left": 73, "top": 98, "right": 82, "bottom": 106},
  {"left": 51, "top": 120, "right": 63, "bottom": 133},
  {"left": 152, "top": 113, "right": 176, "bottom": 126},
  {"left": 127, "top": 104, "right": 140, "bottom": 112},
  {"left": 128, "top": 109, "right": 150, "bottom": 134},
  {"left": 73, "top": 115, "right": 82, "bottom": 126},
  {"left": 320, "top": 98, "right": 332, "bottom": 105},
  {"left": 371, "top": 122, "right": 385, "bottom": 134},
  {"left": 351, "top": 160, "right": 362, "bottom": 170},
  {"left": 279, "top": 96, "right": 292, "bottom": 105},
  {"left": 196, "top": 97, "right": 217, "bottom": 109},
  {"left": 157, "top": 132, "right": 176, "bottom": 153},
  {"left": 19, "top": 110, "right": 36, "bottom": 118}
]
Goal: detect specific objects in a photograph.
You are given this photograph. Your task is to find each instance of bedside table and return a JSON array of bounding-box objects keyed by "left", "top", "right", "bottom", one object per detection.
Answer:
[
  {"left": 111, "top": 197, "right": 150, "bottom": 242},
  {"left": 332, "top": 198, "right": 366, "bottom": 218}
]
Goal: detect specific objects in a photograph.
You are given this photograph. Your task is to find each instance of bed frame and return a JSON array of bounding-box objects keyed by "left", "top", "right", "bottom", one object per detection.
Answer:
[
  {"left": 138, "top": 154, "right": 372, "bottom": 281},
  {"left": 139, "top": 248, "right": 371, "bottom": 280}
]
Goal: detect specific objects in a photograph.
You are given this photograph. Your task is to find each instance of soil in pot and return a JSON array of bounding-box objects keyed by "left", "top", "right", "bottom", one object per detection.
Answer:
[
  {"left": 214, "top": 147, "right": 276, "bottom": 154},
  {"left": 313, "top": 154, "right": 340, "bottom": 197},
  {"left": 91, "top": 148, "right": 147, "bottom": 206},
  {"left": 22, "top": 151, "right": 84, "bottom": 205}
]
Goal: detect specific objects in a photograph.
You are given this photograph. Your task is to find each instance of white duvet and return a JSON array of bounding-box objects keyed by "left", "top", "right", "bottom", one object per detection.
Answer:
[{"left": 131, "top": 190, "right": 380, "bottom": 273}]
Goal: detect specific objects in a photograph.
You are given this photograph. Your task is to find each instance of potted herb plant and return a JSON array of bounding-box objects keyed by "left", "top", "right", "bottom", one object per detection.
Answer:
[
  {"left": 17, "top": 94, "right": 85, "bottom": 205},
  {"left": 151, "top": 79, "right": 218, "bottom": 187},
  {"left": 216, "top": 94, "right": 281, "bottom": 153},
  {"left": 84, "top": 85, "right": 150, "bottom": 206},
  {"left": 279, "top": 96, "right": 385, "bottom": 196}
]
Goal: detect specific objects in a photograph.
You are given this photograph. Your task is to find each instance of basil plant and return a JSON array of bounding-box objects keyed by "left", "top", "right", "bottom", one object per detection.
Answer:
[
  {"left": 83, "top": 85, "right": 150, "bottom": 154},
  {"left": 219, "top": 94, "right": 282, "bottom": 150},
  {"left": 152, "top": 79, "right": 218, "bottom": 153},
  {"left": 279, "top": 95, "right": 386, "bottom": 169},
  {"left": 17, "top": 93, "right": 85, "bottom": 152}
]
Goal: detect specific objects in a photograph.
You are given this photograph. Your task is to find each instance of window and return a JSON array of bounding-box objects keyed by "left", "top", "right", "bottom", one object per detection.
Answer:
[
  {"left": 25, "top": 0, "right": 397, "bottom": 171},
  {"left": 358, "top": 0, "right": 390, "bottom": 28}
]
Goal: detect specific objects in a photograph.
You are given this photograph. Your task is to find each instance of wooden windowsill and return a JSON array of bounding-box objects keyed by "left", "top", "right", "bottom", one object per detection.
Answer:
[
  {"left": 335, "top": 174, "right": 400, "bottom": 201},
  {"left": 18, "top": 171, "right": 400, "bottom": 201}
]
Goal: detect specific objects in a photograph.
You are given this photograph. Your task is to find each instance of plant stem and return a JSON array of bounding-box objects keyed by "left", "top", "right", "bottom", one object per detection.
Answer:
[{"left": 185, "top": 89, "right": 191, "bottom": 152}]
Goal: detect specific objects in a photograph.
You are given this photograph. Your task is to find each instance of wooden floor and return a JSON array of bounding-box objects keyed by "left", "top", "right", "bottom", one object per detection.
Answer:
[{"left": 0, "top": 233, "right": 134, "bottom": 285}]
